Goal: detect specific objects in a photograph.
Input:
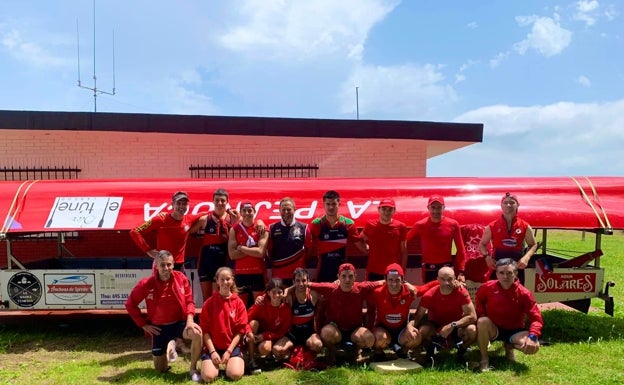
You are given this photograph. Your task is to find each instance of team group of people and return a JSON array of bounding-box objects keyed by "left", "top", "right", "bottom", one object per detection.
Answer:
[{"left": 125, "top": 188, "right": 543, "bottom": 381}]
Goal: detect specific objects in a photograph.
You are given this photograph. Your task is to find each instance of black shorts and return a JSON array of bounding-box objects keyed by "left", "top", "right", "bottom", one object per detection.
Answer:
[
  {"left": 495, "top": 328, "right": 526, "bottom": 344},
  {"left": 287, "top": 323, "right": 315, "bottom": 346},
  {"left": 173, "top": 262, "right": 185, "bottom": 272},
  {"left": 201, "top": 346, "right": 243, "bottom": 361},
  {"left": 151, "top": 321, "right": 186, "bottom": 356},
  {"left": 236, "top": 273, "right": 265, "bottom": 293},
  {"left": 422, "top": 262, "right": 452, "bottom": 283},
  {"left": 198, "top": 243, "right": 228, "bottom": 282}
]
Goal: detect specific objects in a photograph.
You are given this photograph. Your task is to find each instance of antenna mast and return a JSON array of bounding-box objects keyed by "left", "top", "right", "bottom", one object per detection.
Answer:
[{"left": 77, "top": 0, "right": 116, "bottom": 112}]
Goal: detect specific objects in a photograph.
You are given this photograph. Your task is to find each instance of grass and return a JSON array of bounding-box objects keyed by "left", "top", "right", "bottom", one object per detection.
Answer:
[{"left": 1, "top": 230, "right": 623, "bottom": 385}]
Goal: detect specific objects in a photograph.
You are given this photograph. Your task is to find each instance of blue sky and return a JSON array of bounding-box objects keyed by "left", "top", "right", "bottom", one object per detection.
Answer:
[{"left": 1, "top": 1, "right": 622, "bottom": 176}]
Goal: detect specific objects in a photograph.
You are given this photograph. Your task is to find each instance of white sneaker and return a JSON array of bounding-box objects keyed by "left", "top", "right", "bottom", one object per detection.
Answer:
[
  {"left": 167, "top": 340, "right": 178, "bottom": 363},
  {"left": 190, "top": 370, "right": 201, "bottom": 382}
]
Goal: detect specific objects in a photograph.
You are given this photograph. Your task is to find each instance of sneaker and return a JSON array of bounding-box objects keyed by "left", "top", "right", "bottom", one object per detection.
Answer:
[
  {"left": 189, "top": 370, "right": 201, "bottom": 382},
  {"left": 249, "top": 361, "right": 262, "bottom": 375},
  {"left": 167, "top": 340, "right": 178, "bottom": 363}
]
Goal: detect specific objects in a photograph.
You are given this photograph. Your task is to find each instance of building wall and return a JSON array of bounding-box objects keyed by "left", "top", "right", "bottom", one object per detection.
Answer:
[{"left": 0, "top": 129, "right": 427, "bottom": 179}]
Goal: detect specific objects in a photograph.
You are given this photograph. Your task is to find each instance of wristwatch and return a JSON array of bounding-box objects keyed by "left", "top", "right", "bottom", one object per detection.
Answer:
[
  {"left": 528, "top": 333, "right": 538, "bottom": 342},
  {"left": 451, "top": 322, "right": 458, "bottom": 329}
]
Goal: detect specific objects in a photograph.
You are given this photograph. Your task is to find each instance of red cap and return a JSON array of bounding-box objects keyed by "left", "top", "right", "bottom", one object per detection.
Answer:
[
  {"left": 240, "top": 200, "right": 254, "bottom": 210},
  {"left": 428, "top": 195, "right": 445, "bottom": 205},
  {"left": 385, "top": 263, "right": 404, "bottom": 277},
  {"left": 379, "top": 199, "right": 395, "bottom": 208},
  {"left": 338, "top": 263, "right": 356, "bottom": 274},
  {"left": 501, "top": 192, "right": 519, "bottom": 205}
]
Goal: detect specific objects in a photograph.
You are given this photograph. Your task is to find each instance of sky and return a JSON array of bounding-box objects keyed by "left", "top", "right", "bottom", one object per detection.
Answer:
[{"left": 0, "top": 0, "right": 622, "bottom": 177}]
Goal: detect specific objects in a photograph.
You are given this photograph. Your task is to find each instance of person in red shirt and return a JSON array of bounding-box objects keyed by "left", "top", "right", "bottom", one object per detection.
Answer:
[
  {"left": 309, "top": 263, "right": 380, "bottom": 365},
  {"left": 130, "top": 191, "right": 200, "bottom": 271},
  {"left": 413, "top": 266, "right": 477, "bottom": 361},
  {"left": 475, "top": 258, "right": 543, "bottom": 372},
  {"left": 228, "top": 200, "right": 269, "bottom": 308},
  {"left": 246, "top": 278, "right": 292, "bottom": 373},
  {"left": 309, "top": 190, "right": 367, "bottom": 282},
  {"left": 125, "top": 250, "right": 203, "bottom": 382},
  {"left": 367, "top": 263, "right": 437, "bottom": 360},
  {"left": 360, "top": 199, "right": 408, "bottom": 280},
  {"left": 199, "top": 266, "right": 248, "bottom": 382},
  {"left": 190, "top": 188, "right": 241, "bottom": 302},
  {"left": 406, "top": 194, "right": 466, "bottom": 283},
  {"left": 479, "top": 192, "right": 538, "bottom": 284}
]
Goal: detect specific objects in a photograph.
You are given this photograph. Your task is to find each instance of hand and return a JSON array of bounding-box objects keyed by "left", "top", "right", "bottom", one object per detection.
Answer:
[
  {"left": 485, "top": 255, "right": 496, "bottom": 269},
  {"left": 227, "top": 209, "right": 241, "bottom": 223},
  {"left": 221, "top": 350, "right": 232, "bottom": 365},
  {"left": 439, "top": 324, "right": 453, "bottom": 339},
  {"left": 457, "top": 273, "right": 466, "bottom": 284},
  {"left": 517, "top": 257, "right": 529, "bottom": 269},
  {"left": 142, "top": 324, "right": 161, "bottom": 336},
  {"left": 522, "top": 338, "right": 540, "bottom": 354},
  {"left": 254, "top": 294, "right": 266, "bottom": 306},
  {"left": 185, "top": 321, "right": 202, "bottom": 336},
  {"left": 147, "top": 249, "right": 159, "bottom": 259},
  {"left": 210, "top": 351, "right": 222, "bottom": 366}
]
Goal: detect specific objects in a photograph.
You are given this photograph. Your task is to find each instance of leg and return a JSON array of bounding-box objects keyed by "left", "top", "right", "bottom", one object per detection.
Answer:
[
  {"left": 152, "top": 354, "right": 169, "bottom": 373},
  {"left": 200, "top": 281, "right": 212, "bottom": 302},
  {"left": 272, "top": 337, "right": 293, "bottom": 360},
  {"left": 225, "top": 356, "right": 246, "bottom": 381},
  {"left": 351, "top": 327, "right": 375, "bottom": 363},
  {"left": 373, "top": 327, "right": 390, "bottom": 350},
  {"left": 183, "top": 325, "right": 203, "bottom": 376},
  {"left": 320, "top": 323, "right": 341, "bottom": 366},
  {"left": 306, "top": 333, "right": 324, "bottom": 353},
  {"left": 476, "top": 316, "right": 497, "bottom": 371},
  {"left": 201, "top": 356, "right": 219, "bottom": 383}
]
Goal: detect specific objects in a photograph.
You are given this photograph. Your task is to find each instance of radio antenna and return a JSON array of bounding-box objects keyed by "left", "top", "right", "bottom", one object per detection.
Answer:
[{"left": 77, "top": 0, "right": 116, "bottom": 112}]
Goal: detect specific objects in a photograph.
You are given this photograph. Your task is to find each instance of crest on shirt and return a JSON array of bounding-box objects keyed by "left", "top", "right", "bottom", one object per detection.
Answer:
[
  {"left": 293, "top": 227, "right": 301, "bottom": 237},
  {"left": 515, "top": 228, "right": 522, "bottom": 234},
  {"left": 323, "top": 234, "right": 329, "bottom": 240},
  {"left": 230, "top": 310, "right": 236, "bottom": 318},
  {"left": 184, "top": 225, "right": 190, "bottom": 232}
]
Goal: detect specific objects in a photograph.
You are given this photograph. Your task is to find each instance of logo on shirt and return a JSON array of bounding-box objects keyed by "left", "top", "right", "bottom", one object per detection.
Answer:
[
  {"left": 502, "top": 238, "right": 518, "bottom": 247},
  {"left": 515, "top": 228, "right": 522, "bottom": 234},
  {"left": 230, "top": 310, "right": 236, "bottom": 318}
]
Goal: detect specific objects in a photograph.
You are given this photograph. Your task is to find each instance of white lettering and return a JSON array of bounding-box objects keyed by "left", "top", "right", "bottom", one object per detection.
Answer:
[
  {"left": 347, "top": 200, "right": 372, "bottom": 219},
  {"left": 295, "top": 201, "right": 318, "bottom": 220},
  {"left": 536, "top": 274, "right": 595, "bottom": 293},
  {"left": 144, "top": 203, "right": 167, "bottom": 221}
]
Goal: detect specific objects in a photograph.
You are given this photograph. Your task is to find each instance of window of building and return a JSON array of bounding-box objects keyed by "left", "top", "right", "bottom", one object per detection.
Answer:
[{"left": 189, "top": 164, "right": 319, "bottom": 179}]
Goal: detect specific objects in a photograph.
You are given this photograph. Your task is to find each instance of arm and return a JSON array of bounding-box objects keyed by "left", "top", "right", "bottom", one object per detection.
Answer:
[
  {"left": 188, "top": 214, "right": 207, "bottom": 235},
  {"left": 228, "top": 227, "right": 245, "bottom": 260},
  {"left": 129, "top": 216, "right": 161, "bottom": 258},
  {"left": 400, "top": 240, "right": 408, "bottom": 271},
  {"left": 237, "top": 230, "right": 269, "bottom": 258},
  {"left": 411, "top": 305, "right": 427, "bottom": 326},
  {"left": 453, "top": 224, "right": 467, "bottom": 282},
  {"left": 358, "top": 230, "right": 370, "bottom": 256},
  {"left": 405, "top": 222, "right": 419, "bottom": 242},
  {"left": 518, "top": 225, "right": 538, "bottom": 269},
  {"left": 124, "top": 282, "right": 148, "bottom": 328},
  {"left": 479, "top": 226, "right": 495, "bottom": 269}
]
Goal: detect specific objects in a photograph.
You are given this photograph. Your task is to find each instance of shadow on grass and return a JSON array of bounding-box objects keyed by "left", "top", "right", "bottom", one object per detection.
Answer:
[
  {"left": 100, "top": 352, "right": 151, "bottom": 367},
  {"left": 97, "top": 367, "right": 190, "bottom": 384},
  {"left": 541, "top": 309, "right": 624, "bottom": 343}
]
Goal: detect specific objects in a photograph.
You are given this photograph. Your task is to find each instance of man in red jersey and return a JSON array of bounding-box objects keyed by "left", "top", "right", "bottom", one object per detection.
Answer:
[
  {"left": 308, "top": 263, "right": 378, "bottom": 365},
  {"left": 479, "top": 192, "right": 537, "bottom": 284},
  {"left": 367, "top": 263, "right": 437, "bottom": 360},
  {"left": 475, "top": 258, "right": 542, "bottom": 372},
  {"left": 406, "top": 195, "right": 466, "bottom": 283},
  {"left": 360, "top": 199, "right": 408, "bottom": 280},
  {"left": 130, "top": 191, "right": 200, "bottom": 271},
  {"left": 190, "top": 188, "right": 240, "bottom": 301},
  {"left": 413, "top": 266, "right": 477, "bottom": 361},
  {"left": 310, "top": 190, "right": 366, "bottom": 283},
  {"left": 125, "top": 250, "right": 203, "bottom": 381},
  {"left": 228, "top": 200, "right": 269, "bottom": 308}
]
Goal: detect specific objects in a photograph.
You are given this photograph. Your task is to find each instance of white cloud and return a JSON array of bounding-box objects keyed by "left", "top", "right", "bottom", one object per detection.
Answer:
[
  {"left": 574, "top": 0, "right": 600, "bottom": 26},
  {"left": 604, "top": 4, "right": 618, "bottom": 21},
  {"left": 489, "top": 51, "right": 509, "bottom": 68},
  {"left": 217, "top": 0, "right": 399, "bottom": 61},
  {"left": 1, "top": 28, "right": 71, "bottom": 68},
  {"left": 429, "top": 99, "right": 624, "bottom": 176},
  {"left": 514, "top": 14, "right": 572, "bottom": 57},
  {"left": 577, "top": 75, "right": 591, "bottom": 87},
  {"left": 467, "top": 21, "right": 478, "bottom": 29},
  {"left": 340, "top": 63, "right": 457, "bottom": 119}
]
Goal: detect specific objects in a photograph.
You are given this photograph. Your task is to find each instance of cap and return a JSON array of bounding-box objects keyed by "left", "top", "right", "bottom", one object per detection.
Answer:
[
  {"left": 240, "top": 200, "right": 254, "bottom": 210},
  {"left": 385, "top": 263, "right": 404, "bottom": 277},
  {"left": 501, "top": 192, "right": 519, "bottom": 205},
  {"left": 379, "top": 199, "right": 395, "bottom": 208},
  {"left": 172, "top": 191, "right": 189, "bottom": 202},
  {"left": 338, "top": 263, "right": 356, "bottom": 274},
  {"left": 428, "top": 194, "right": 445, "bottom": 205}
]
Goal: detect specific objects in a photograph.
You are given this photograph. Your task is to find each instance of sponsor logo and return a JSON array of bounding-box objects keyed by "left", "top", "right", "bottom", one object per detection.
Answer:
[
  {"left": 8, "top": 272, "right": 42, "bottom": 307},
  {"left": 535, "top": 273, "right": 596, "bottom": 293},
  {"left": 46, "top": 197, "right": 123, "bottom": 229}
]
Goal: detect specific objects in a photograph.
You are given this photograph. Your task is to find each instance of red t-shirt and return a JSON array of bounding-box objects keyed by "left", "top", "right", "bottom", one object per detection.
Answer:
[
  {"left": 130, "top": 212, "right": 199, "bottom": 264},
  {"left": 232, "top": 222, "right": 265, "bottom": 275},
  {"left": 310, "top": 281, "right": 378, "bottom": 331},
  {"left": 488, "top": 215, "right": 530, "bottom": 260},
  {"left": 368, "top": 285, "right": 415, "bottom": 330},
  {"left": 475, "top": 279, "right": 543, "bottom": 337},
  {"left": 199, "top": 292, "right": 248, "bottom": 350},
  {"left": 202, "top": 211, "right": 236, "bottom": 246},
  {"left": 406, "top": 216, "right": 466, "bottom": 271},
  {"left": 420, "top": 286, "right": 472, "bottom": 327},
  {"left": 363, "top": 219, "right": 407, "bottom": 275},
  {"left": 247, "top": 297, "right": 292, "bottom": 341}
]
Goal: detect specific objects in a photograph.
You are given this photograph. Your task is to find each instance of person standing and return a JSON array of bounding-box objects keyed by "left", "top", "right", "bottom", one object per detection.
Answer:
[
  {"left": 479, "top": 192, "right": 538, "bottom": 284},
  {"left": 360, "top": 199, "right": 408, "bottom": 281},
  {"left": 475, "top": 258, "right": 543, "bottom": 372},
  {"left": 130, "top": 191, "right": 200, "bottom": 271},
  {"left": 125, "top": 250, "right": 203, "bottom": 382},
  {"left": 310, "top": 190, "right": 366, "bottom": 283},
  {"left": 190, "top": 188, "right": 240, "bottom": 301},
  {"left": 406, "top": 195, "right": 466, "bottom": 283},
  {"left": 267, "top": 197, "right": 311, "bottom": 286},
  {"left": 228, "top": 200, "right": 269, "bottom": 307}
]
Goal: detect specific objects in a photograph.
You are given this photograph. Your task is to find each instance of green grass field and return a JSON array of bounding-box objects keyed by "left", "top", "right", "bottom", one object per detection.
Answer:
[{"left": 1, "top": 230, "right": 623, "bottom": 385}]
